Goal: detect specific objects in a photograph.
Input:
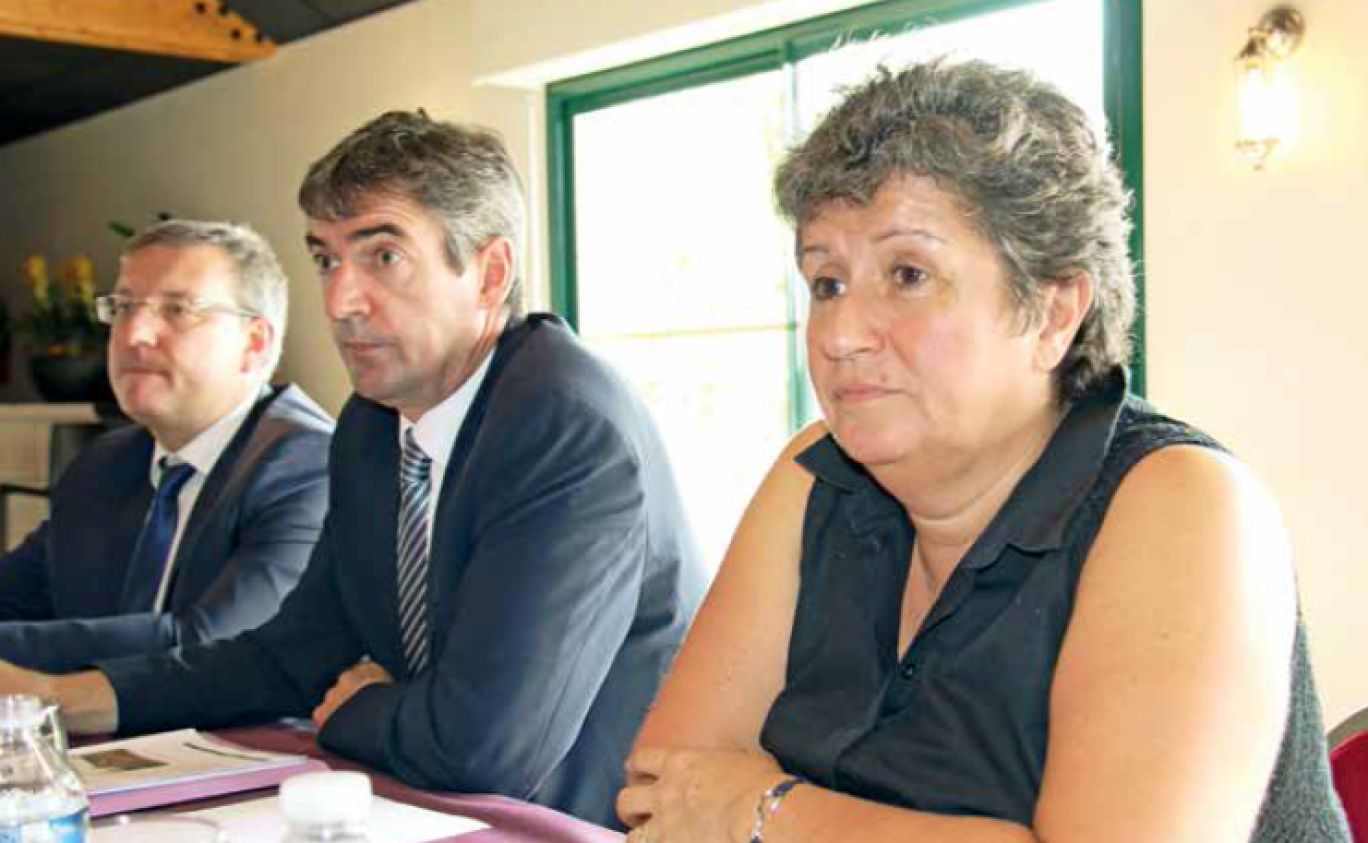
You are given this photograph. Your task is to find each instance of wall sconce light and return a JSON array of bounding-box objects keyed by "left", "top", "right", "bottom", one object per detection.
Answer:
[{"left": 1235, "top": 6, "right": 1305, "bottom": 170}]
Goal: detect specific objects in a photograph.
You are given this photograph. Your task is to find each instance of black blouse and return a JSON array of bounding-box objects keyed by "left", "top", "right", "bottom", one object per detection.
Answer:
[{"left": 759, "top": 369, "right": 1349, "bottom": 840}]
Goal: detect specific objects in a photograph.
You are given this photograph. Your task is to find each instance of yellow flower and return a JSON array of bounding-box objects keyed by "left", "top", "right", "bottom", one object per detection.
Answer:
[
  {"left": 22, "top": 254, "right": 50, "bottom": 304},
  {"left": 70, "top": 255, "right": 94, "bottom": 286},
  {"left": 62, "top": 255, "right": 97, "bottom": 304}
]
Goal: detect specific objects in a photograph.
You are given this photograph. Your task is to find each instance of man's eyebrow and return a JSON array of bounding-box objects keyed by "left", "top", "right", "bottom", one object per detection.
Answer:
[
  {"left": 304, "top": 223, "right": 408, "bottom": 250},
  {"left": 347, "top": 223, "right": 407, "bottom": 242}
]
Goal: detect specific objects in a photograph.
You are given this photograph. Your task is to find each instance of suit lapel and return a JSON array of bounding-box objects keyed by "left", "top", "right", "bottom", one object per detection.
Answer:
[
  {"left": 105, "top": 434, "right": 157, "bottom": 595},
  {"left": 424, "top": 318, "right": 529, "bottom": 653},
  {"left": 164, "top": 386, "right": 278, "bottom": 608},
  {"left": 348, "top": 318, "right": 538, "bottom": 669},
  {"left": 344, "top": 403, "right": 405, "bottom": 668}
]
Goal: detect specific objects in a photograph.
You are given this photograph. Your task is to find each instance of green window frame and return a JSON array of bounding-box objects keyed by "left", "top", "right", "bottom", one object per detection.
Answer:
[{"left": 547, "top": 0, "right": 1146, "bottom": 396}]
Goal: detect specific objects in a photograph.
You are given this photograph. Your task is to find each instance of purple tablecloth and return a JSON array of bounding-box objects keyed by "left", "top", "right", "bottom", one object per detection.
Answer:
[{"left": 212, "top": 723, "right": 624, "bottom": 843}]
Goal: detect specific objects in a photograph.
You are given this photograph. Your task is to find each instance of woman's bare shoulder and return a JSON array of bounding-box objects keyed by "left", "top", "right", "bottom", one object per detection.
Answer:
[
  {"left": 1038, "top": 444, "right": 1297, "bottom": 841},
  {"left": 745, "top": 420, "right": 829, "bottom": 513}
]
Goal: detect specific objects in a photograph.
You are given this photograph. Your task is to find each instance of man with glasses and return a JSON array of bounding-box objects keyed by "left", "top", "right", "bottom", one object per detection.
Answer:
[
  {"left": 0, "top": 113, "right": 703, "bottom": 830},
  {"left": 0, "top": 220, "right": 333, "bottom": 674}
]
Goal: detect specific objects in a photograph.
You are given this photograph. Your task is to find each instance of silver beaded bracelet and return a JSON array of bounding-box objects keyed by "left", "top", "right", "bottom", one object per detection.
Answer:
[{"left": 748, "top": 776, "right": 803, "bottom": 843}]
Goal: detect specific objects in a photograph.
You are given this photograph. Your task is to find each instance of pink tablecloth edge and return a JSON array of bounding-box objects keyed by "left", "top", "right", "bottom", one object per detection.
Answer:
[{"left": 214, "top": 722, "right": 625, "bottom": 843}]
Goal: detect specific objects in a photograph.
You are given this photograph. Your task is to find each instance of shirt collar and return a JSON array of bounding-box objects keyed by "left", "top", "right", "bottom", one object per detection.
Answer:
[
  {"left": 398, "top": 350, "right": 494, "bottom": 469},
  {"left": 151, "top": 389, "right": 260, "bottom": 487},
  {"left": 796, "top": 367, "right": 1130, "bottom": 560}
]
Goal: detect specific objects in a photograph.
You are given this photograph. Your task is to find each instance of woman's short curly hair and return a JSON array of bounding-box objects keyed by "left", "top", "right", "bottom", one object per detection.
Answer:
[{"left": 775, "top": 58, "right": 1135, "bottom": 401}]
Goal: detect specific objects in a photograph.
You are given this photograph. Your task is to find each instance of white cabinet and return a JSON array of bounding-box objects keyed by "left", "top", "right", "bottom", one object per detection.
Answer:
[{"left": 0, "top": 404, "right": 101, "bottom": 550}]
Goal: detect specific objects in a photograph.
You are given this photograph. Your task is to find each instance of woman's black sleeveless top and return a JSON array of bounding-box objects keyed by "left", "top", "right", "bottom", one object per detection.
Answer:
[{"left": 760, "top": 369, "right": 1349, "bottom": 840}]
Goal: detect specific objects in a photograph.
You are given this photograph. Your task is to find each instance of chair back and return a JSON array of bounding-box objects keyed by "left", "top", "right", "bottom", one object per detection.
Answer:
[{"left": 1332, "top": 728, "right": 1368, "bottom": 842}]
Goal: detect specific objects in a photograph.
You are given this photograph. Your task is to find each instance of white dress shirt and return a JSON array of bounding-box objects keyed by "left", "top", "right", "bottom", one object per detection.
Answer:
[{"left": 398, "top": 352, "right": 493, "bottom": 548}]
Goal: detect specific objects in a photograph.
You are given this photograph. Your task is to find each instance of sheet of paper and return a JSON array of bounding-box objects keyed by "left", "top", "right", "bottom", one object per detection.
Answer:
[
  {"left": 183, "top": 793, "right": 489, "bottom": 842},
  {"left": 72, "top": 729, "right": 308, "bottom": 794},
  {"left": 91, "top": 815, "right": 227, "bottom": 843}
]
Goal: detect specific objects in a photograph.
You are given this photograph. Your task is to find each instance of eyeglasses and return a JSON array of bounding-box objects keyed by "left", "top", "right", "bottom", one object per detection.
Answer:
[{"left": 95, "top": 295, "right": 260, "bottom": 331}]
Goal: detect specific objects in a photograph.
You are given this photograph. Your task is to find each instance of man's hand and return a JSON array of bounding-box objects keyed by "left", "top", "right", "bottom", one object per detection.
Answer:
[
  {"left": 312, "top": 659, "right": 394, "bottom": 728},
  {"left": 0, "top": 658, "right": 53, "bottom": 697},
  {"left": 0, "top": 659, "right": 117, "bottom": 735}
]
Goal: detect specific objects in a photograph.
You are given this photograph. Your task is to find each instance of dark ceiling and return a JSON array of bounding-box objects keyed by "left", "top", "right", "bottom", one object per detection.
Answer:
[{"left": 0, "top": 0, "right": 419, "bottom": 148}]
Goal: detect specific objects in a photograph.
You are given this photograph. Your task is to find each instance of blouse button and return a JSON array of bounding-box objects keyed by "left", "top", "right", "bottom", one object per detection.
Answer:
[{"left": 900, "top": 662, "right": 916, "bottom": 679}]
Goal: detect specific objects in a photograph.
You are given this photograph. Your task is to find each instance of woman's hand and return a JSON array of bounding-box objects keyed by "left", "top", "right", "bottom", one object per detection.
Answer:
[{"left": 618, "top": 747, "right": 787, "bottom": 843}]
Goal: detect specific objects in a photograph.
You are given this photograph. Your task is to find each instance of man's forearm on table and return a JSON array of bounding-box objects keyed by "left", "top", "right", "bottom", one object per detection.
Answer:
[{"left": 46, "top": 669, "right": 119, "bottom": 735}]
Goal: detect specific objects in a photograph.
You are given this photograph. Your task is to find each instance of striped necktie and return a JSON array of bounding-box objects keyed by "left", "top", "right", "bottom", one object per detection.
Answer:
[
  {"left": 120, "top": 458, "right": 196, "bottom": 612},
  {"left": 396, "top": 429, "right": 433, "bottom": 676}
]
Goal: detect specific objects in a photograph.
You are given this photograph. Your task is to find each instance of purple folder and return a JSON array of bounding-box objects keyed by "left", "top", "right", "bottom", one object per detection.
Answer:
[{"left": 88, "top": 754, "right": 329, "bottom": 818}]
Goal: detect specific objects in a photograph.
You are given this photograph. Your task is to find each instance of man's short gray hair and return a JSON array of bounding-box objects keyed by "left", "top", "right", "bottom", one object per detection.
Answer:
[
  {"left": 775, "top": 58, "right": 1135, "bottom": 402},
  {"left": 123, "top": 219, "right": 288, "bottom": 379},
  {"left": 297, "top": 110, "right": 527, "bottom": 317}
]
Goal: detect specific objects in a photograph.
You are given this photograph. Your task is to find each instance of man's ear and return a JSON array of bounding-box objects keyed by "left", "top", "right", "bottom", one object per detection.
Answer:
[
  {"left": 242, "top": 317, "right": 275, "bottom": 377},
  {"left": 477, "top": 237, "right": 515, "bottom": 309},
  {"left": 1033, "top": 272, "right": 1092, "bottom": 373}
]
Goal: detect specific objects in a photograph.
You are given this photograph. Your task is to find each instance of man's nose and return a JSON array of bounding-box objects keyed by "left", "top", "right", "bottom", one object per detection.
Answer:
[
  {"left": 116, "top": 304, "right": 162, "bottom": 347},
  {"left": 323, "top": 262, "right": 368, "bottom": 322}
]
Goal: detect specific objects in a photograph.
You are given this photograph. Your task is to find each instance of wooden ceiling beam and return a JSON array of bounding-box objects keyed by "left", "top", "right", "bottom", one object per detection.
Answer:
[{"left": 0, "top": 0, "right": 275, "bottom": 63}]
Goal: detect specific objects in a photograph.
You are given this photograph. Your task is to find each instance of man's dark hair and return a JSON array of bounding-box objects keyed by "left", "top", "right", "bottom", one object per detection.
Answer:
[{"left": 299, "top": 110, "right": 527, "bottom": 316}]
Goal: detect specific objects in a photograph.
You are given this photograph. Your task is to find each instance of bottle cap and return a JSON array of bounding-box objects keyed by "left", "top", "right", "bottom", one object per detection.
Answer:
[
  {"left": 279, "top": 771, "right": 372, "bottom": 825},
  {"left": 0, "top": 694, "right": 48, "bottom": 729}
]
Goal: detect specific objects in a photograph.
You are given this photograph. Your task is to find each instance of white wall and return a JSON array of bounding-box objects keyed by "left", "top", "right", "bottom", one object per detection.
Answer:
[
  {"left": 1143, "top": 0, "right": 1368, "bottom": 727},
  {"left": 469, "top": 0, "right": 867, "bottom": 86},
  {"left": 481, "top": 0, "right": 1368, "bottom": 727},
  {"left": 0, "top": 0, "right": 528, "bottom": 414},
  {"left": 0, "top": 0, "right": 1364, "bottom": 725}
]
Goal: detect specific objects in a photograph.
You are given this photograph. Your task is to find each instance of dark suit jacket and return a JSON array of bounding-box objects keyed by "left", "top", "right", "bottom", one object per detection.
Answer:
[
  {"left": 0, "top": 384, "right": 334, "bottom": 672},
  {"left": 100, "top": 315, "right": 706, "bottom": 828}
]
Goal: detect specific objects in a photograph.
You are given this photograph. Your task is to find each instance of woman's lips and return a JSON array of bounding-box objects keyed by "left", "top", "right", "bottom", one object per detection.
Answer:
[{"left": 832, "top": 383, "right": 893, "bottom": 402}]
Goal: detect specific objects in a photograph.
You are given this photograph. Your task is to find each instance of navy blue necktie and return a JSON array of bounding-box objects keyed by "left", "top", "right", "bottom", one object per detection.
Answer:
[{"left": 119, "top": 459, "right": 196, "bottom": 613}]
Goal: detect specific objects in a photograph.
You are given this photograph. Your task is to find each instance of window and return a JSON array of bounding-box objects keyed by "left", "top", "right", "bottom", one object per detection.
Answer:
[{"left": 549, "top": 0, "right": 1143, "bottom": 570}]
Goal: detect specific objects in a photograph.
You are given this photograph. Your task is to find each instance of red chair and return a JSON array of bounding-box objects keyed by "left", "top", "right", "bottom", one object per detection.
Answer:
[{"left": 1332, "top": 728, "right": 1368, "bottom": 842}]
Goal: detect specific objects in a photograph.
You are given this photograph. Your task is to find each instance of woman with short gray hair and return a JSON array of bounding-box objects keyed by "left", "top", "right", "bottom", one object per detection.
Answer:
[{"left": 616, "top": 58, "right": 1348, "bottom": 843}]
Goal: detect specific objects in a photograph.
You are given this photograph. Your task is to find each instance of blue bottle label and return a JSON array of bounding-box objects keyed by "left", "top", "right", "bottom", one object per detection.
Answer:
[{"left": 0, "top": 807, "right": 88, "bottom": 842}]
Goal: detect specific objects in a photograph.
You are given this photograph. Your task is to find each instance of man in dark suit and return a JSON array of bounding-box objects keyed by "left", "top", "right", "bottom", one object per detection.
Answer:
[
  {"left": 1, "top": 113, "right": 704, "bottom": 829},
  {"left": 0, "top": 220, "right": 332, "bottom": 673}
]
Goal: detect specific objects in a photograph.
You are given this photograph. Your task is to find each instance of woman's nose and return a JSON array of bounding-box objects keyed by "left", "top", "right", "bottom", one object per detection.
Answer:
[{"left": 814, "top": 287, "right": 881, "bottom": 360}]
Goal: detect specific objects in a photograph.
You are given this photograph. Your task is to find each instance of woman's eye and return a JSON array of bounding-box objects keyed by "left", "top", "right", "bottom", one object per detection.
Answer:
[
  {"left": 810, "top": 276, "right": 845, "bottom": 301},
  {"left": 376, "top": 248, "right": 402, "bottom": 267},
  {"left": 893, "top": 265, "right": 929, "bottom": 289}
]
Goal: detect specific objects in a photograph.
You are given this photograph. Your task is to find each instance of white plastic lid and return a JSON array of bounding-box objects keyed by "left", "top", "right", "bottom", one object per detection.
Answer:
[{"left": 279, "top": 771, "right": 373, "bottom": 825}]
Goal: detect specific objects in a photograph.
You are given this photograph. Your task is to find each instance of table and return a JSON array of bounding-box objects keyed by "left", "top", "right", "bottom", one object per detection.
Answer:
[{"left": 200, "top": 723, "right": 625, "bottom": 843}]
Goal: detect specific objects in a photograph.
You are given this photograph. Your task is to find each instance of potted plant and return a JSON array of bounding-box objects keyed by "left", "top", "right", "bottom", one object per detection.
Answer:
[{"left": 17, "top": 254, "right": 112, "bottom": 402}]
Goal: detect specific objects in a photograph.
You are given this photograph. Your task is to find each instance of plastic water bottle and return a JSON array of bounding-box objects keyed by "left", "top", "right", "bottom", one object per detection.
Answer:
[
  {"left": 0, "top": 694, "right": 87, "bottom": 842},
  {"left": 279, "top": 770, "right": 373, "bottom": 842}
]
